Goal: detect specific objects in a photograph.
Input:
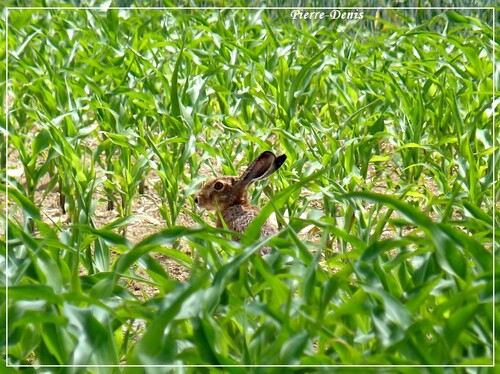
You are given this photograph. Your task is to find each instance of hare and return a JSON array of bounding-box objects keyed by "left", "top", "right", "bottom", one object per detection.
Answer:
[{"left": 195, "top": 151, "right": 287, "bottom": 255}]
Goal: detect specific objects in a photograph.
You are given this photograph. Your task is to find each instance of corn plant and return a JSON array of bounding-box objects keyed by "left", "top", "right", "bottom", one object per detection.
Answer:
[{"left": 2, "top": 2, "right": 497, "bottom": 371}]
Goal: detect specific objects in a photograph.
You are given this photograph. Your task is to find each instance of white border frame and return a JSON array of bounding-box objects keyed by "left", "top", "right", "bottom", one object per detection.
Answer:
[{"left": 4, "top": 4, "right": 496, "bottom": 370}]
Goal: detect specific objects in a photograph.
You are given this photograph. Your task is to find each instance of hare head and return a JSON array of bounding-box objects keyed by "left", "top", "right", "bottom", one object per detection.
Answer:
[
  {"left": 195, "top": 151, "right": 286, "bottom": 214},
  {"left": 195, "top": 151, "right": 286, "bottom": 255}
]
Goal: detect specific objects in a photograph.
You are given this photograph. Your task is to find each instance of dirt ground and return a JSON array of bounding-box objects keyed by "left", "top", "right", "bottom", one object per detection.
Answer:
[
  {"left": 5, "top": 134, "right": 445, "bottom": 303},
  {"left": 4, "top": 141, "right": 320, "bottom": 300},
  {"left": 5, "top": 142, "right": 196, "bottom": 299}
]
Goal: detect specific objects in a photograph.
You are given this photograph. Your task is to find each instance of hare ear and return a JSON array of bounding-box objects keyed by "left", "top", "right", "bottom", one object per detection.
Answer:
[{"left": 240, "top": 151, "right": 287, "bottom": 184}]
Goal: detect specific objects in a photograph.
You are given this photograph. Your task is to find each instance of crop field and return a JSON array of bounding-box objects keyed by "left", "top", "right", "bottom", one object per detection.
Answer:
[{"left": 2, "top": 2, "right": 498, "bottom": 372}]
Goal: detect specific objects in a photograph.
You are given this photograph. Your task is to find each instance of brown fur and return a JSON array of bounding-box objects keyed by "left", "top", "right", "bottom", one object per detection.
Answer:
[{"left": 195, "top": 152, "right": 286, "bottom": 255}]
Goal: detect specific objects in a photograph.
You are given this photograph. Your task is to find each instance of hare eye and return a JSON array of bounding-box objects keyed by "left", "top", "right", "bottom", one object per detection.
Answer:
[{"left": 214, "top": 181, "right": 224, "bottom": 190}]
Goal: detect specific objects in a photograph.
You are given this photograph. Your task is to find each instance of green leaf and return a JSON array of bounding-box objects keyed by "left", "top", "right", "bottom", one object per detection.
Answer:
[
  {"left": 443, "top": 303, "right": 479, "bottom": 350},
  {"left": 63, "top": 304, "right": 119, "bottom": 365},
  {"left": 41, "top": 322, "right": 74, "bottom": 364},
  {"left": 279, "top": 331, "right": 309, "bottom": 364},
  {"left": 8, "top": 286, "right": 62, "bottom": 304},
  {"left": 7, "top": 186, "right": 41, "bottom": 221}
]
